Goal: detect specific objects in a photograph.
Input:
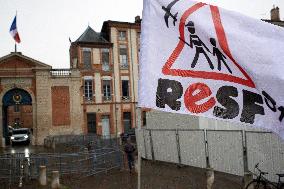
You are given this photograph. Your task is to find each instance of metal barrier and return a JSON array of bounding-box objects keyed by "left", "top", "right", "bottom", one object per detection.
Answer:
[
  {"left": 0, "top": 154, "right": 24, "bottom": 181},
  {"left": 0, "top": 135, "right": 124, "bottom": 187},
  {"left": 44, "top": 134, "right": 119, "bottom": 152},
  {"left": 0, "top": 148, "right": 123, "bottom": 185},
  {"left": 136, "top": 128, "right": 284, "bottom": 182},
  {"left": 30, "top": 148, "right": 122, "bottom": 177},
  {"left": 44, "top": 134, "right": 99, "bottom": 147}
]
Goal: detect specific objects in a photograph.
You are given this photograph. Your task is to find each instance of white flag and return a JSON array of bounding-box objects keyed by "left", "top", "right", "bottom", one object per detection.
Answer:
[{"left": 139, "top": 0, "right": 284, "bottom": 139}]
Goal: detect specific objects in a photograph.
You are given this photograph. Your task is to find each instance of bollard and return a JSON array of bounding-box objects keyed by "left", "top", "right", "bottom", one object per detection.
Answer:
[
  {"left": 206, "top": 168, "right": 214, "bottom": 189},
  {"left": 243, "top": 172, "right": 254, "bottom": 189},
  {"left": 39, "top": 166, "right": 47, "bottom": 186},
  {"left": 51, "top": 171, "right": 60, "bottom": 189}
]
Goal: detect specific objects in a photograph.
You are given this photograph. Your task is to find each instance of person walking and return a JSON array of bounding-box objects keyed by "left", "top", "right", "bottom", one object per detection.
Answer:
[{"left": 124, "top": 138, "right": 136, "bottom": 173}]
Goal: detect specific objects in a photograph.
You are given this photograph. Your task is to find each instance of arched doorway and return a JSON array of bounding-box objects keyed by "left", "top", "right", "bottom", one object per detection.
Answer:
[{"left": 2, "top": 88, "right": 33, "bottom": 145}]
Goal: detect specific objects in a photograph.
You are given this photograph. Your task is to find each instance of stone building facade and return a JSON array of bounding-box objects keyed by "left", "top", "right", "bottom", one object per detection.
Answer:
[
  {"left": 0, "top": 52, "right": 83, "bottom": 146},
  {"left": 69, "top": 17, "right": 145, "bottom": 138},
  {"left": 0, "top": 17, "right": 144, "bottom": 146}
]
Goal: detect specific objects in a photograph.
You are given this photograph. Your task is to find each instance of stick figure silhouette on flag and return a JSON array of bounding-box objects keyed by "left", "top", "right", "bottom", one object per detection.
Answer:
[{"left": 185, "top": 21, "right": 214, "bottom": 70}]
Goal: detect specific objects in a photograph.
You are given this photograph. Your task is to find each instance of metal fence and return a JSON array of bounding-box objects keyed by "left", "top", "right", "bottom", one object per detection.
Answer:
[
  {"left": 0, "top": 147, "right": 122, "bottom": 185},
  {"left": 136, "top": 128, "right": 284, "bottom": 182},
  {"left": 44, "top": 134, "right": 118, "bottom": 151},
  {"left": 0, "top": 153, "right": 26, "bottom": 185},
  {"left": 30, "top": 148, "right": 122, "bottom": 177},
  {"left": 0, "top": 134, "right": 124, "bottom": 187}
]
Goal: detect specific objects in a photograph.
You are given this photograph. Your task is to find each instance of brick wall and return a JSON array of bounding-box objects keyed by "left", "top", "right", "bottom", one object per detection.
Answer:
[{"left": 51, "top": 86, "right": 70, "bottom": 126}]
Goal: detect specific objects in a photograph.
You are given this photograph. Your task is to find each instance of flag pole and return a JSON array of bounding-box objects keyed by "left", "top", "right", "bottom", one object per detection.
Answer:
[
  {"left": 14, "top": 10, "right": 18, "bottom": 89},
  {"left": 15, "top": 11, "right": 17, "bottom": 53}
]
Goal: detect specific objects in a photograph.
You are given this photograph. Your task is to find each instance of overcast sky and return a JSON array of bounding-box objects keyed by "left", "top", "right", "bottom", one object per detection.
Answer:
[{"left": 0, "top": 0, "right": 283, "bottom": 68}]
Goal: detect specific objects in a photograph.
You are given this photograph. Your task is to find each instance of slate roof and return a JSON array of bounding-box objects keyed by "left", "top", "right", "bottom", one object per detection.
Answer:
[{"left": 75, "top": 26, "right": 109, "bottom": 43}]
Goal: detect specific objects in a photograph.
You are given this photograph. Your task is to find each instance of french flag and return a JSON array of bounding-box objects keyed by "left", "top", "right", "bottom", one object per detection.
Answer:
[{"left": 9, "top": 15, "right": 21, "bottom": 43}]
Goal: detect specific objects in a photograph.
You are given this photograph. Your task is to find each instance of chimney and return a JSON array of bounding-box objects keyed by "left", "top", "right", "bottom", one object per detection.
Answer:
[
  {"left": 271, "top": 6, "right": 280, "bottom": 21},
  {"left": 135, "top": 16, "right": 141, "bottom": 23}
]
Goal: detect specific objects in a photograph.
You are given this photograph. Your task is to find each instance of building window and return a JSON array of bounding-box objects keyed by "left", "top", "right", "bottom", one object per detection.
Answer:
[
  {"left": 83, "top": 48, "right": 92, "bottom": 69},
  {"left": 119, "top": 45, "right": 128, "bottom": 69},
  {"left": 123, "top": 112, "right": 132, "bottom": 133},
  {"left": 118, "top": 31, "right": 126, "bottom": 41},
  {"left": 14, "top": 105, "right": 20, "bottom": 112},
  {"left": 102, "top": 48, "right": 110, "bottom": 71},
  {"left": 84, "top": 79, "right": 93, "bottom": 101},
  {"left": 121, "top": 80, "right": 130, "bottom": 100},
  {"left": 102, "top": 80, "right": 112, "bottom": 101},
  {"left": 142, "top": 111, "right": 147, "bottom": 126}
]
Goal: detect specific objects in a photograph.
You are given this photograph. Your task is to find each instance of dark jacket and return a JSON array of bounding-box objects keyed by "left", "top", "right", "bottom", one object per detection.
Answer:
[{"left": 124, "top": 143, "right": 135, "bottom": 155}]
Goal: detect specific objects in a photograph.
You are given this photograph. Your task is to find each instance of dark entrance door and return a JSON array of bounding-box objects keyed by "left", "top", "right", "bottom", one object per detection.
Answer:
[
  {"left": 2, "top": 88, "right": 32, "bottom": 145},
  {"left": 87, "top": 113, "right": 96, "bottom": 134},
  {"left": 123, "top": 112, "right": 132, "bottom": 134}
]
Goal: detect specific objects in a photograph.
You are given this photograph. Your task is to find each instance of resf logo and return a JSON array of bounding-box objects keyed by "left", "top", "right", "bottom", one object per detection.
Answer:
[{"left": 156, "top": 0, "right": 284, "bottom": 124}]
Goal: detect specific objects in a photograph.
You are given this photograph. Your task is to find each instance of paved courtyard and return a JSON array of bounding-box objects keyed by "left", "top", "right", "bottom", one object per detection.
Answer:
[
  {"left": 0, "top": 143, "right": 243, "bottom": 189},
  {"left": 5, "top": 159, "right": 243, "bottom": 189}
]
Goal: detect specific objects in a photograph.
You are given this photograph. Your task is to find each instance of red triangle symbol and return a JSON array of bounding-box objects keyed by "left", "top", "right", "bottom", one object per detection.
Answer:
[{"left": 162, "top": 3, "right": 256, "bottom": 88}]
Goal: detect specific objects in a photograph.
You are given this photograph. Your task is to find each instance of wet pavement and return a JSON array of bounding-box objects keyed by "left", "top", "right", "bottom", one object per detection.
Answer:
[
  {"left": 7, "top": 159, "right": 243, "bottom": 189},
  {"left": 0, "top": 145, "right": 244, "bottom": 189},
  {"left": 0, "top": 144, "right": 52, "bottom": 156}
]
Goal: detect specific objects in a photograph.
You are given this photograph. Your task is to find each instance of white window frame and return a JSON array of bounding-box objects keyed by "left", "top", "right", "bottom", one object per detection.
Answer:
[
  {"left": 118, "top": 31, "right": 126, "bottom": 41},
  {"left": 119, "top": 45, "right": 128, "bottom": 68},
  {"left": 84, "top": 79, "right": 93, "bottom": 101},
  {"left": 102, "top": 80, "right": 112, "bottom": 101}
]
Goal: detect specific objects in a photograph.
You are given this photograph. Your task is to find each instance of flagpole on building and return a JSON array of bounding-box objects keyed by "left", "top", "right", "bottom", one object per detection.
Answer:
[
  {"left": 14, "top": 10, "right": 18, "bottom": 89},
  {"left": 15, "top": 11, "right": 18, "bottom": 53},
  {"left": 12, "top": 50, "right": 16, "bottom": 89}
]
